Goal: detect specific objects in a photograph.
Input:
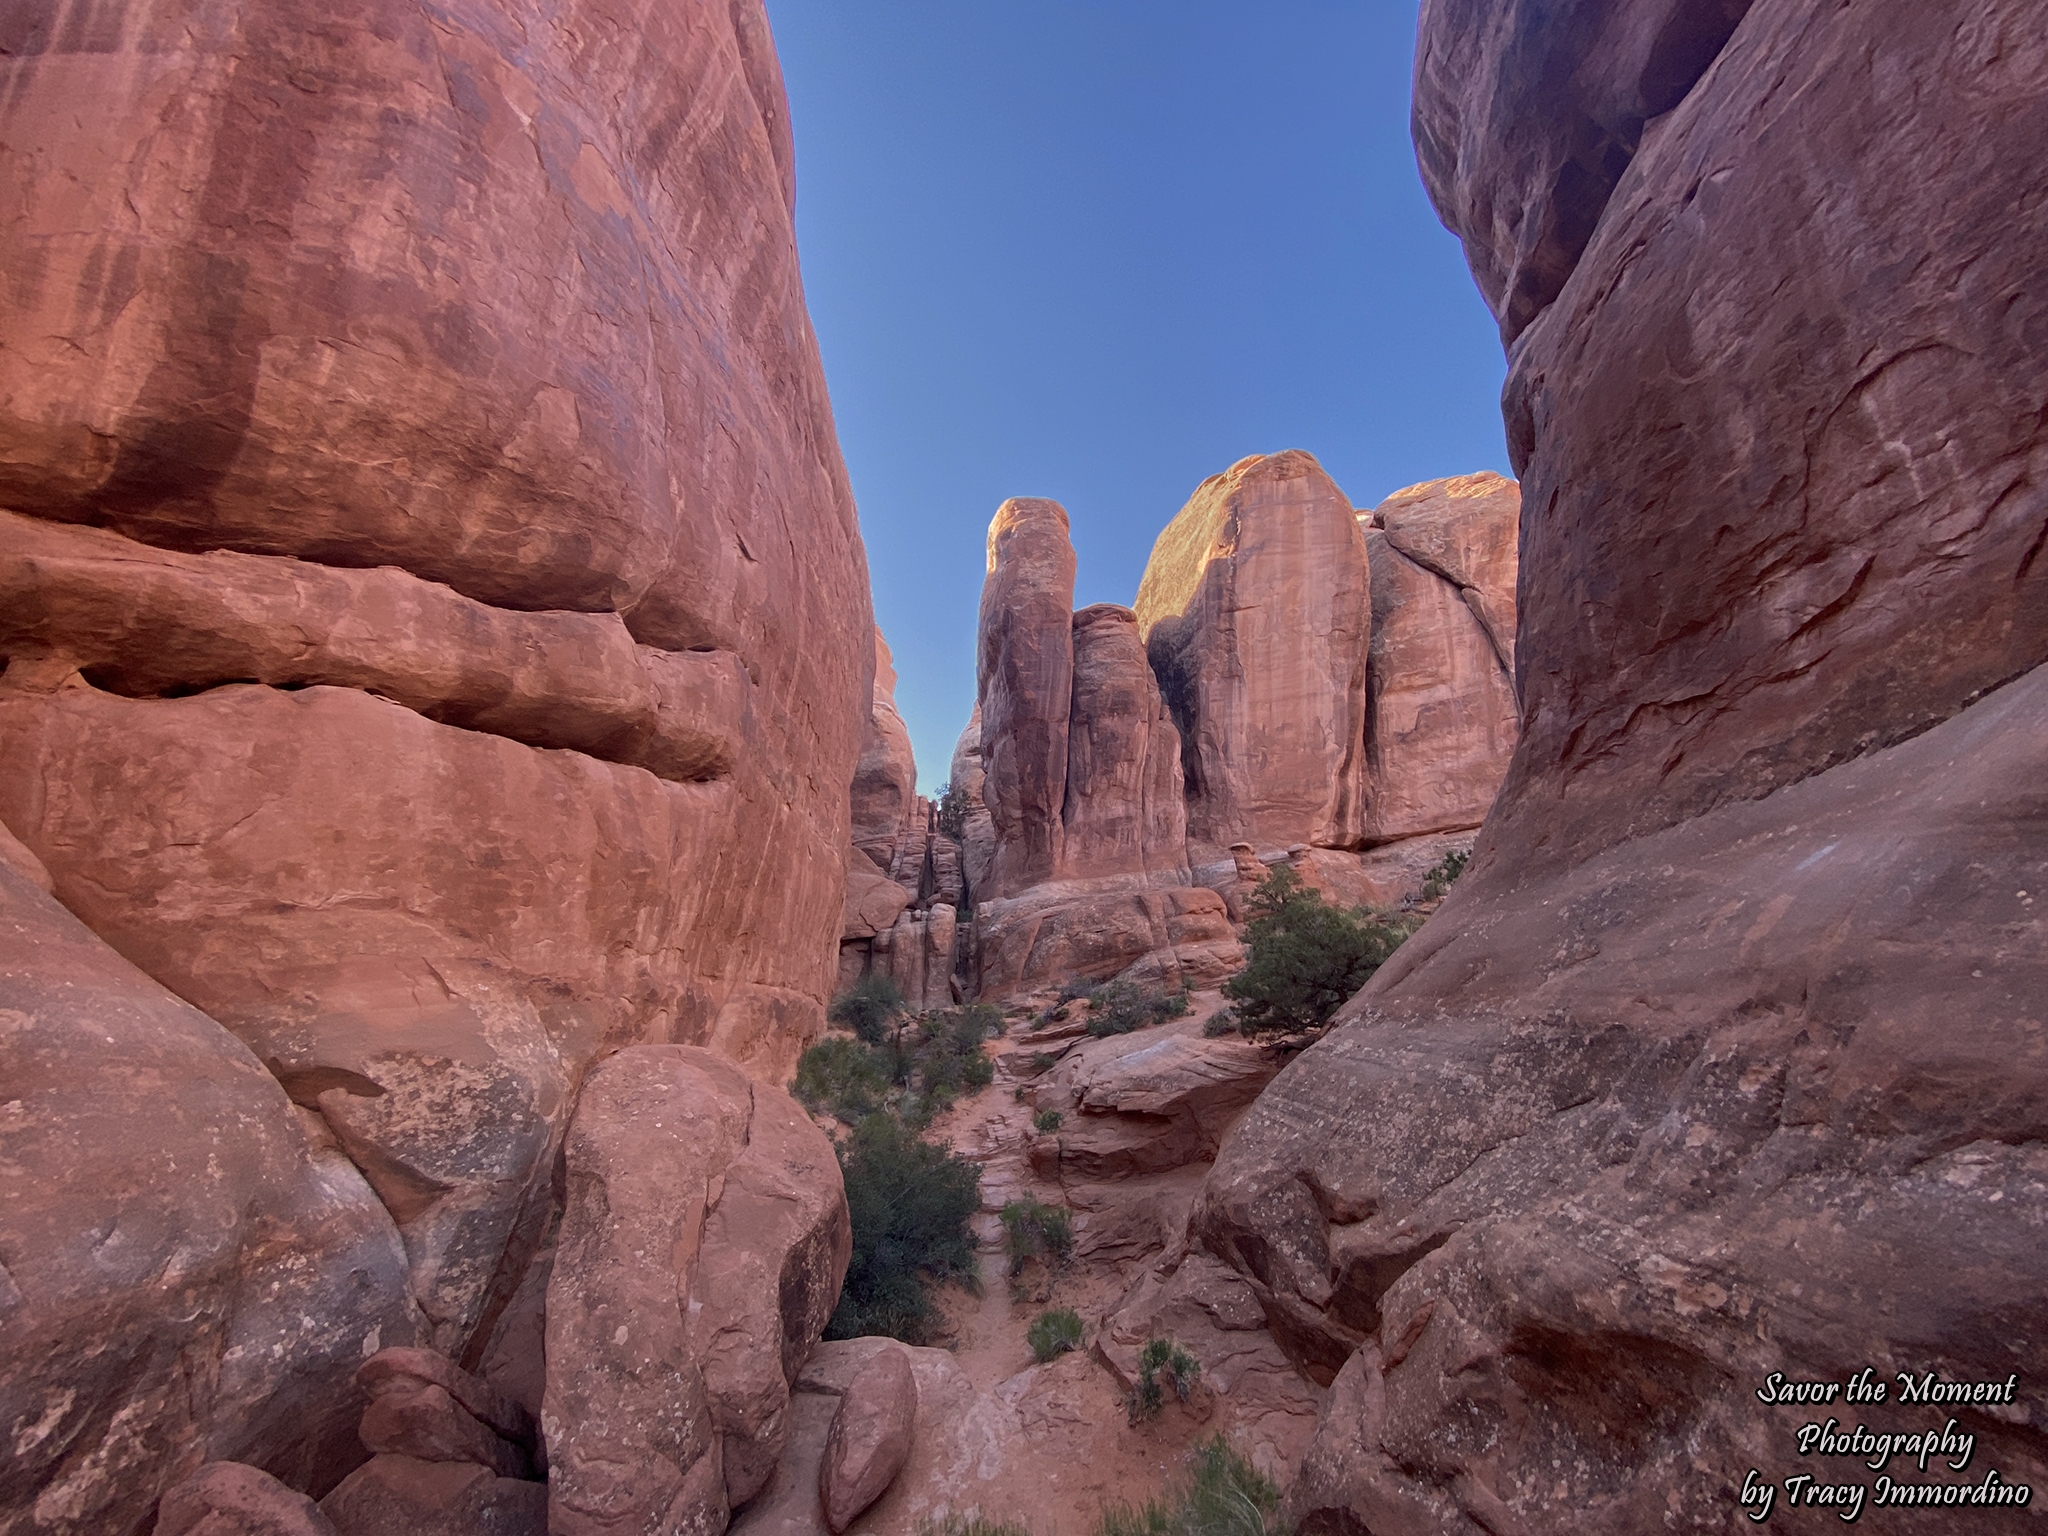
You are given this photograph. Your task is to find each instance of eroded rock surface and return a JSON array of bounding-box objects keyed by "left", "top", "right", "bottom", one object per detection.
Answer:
[
  {"left": 158, "top": 1463, "right": 340, "bottom": 1536},
  {"left": 1201, "top": 4, "right": 2048, "bottom": 1528},
  {"left": 0, "top": 860, "right": 417, "bottom": 1536}
]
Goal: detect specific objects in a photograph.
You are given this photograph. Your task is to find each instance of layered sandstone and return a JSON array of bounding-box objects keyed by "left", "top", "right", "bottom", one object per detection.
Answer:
[
  {"left": 1203, "top": 3, "right": 2048, "bottom": 1531},
  {"left": 1, "top": 0, "right": 868, "bottom": 1522}
]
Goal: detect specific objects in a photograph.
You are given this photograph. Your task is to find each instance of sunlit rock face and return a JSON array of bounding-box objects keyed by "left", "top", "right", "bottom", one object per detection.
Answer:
[
  {"left": 0, "top": 0, "right": 871, "bottom": 1521},
  {"left": 1206, "top": 3, "right": 2048, "bottom": 1532}
]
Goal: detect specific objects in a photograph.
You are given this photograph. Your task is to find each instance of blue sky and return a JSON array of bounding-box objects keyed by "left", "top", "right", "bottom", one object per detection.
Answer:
[{"left": 765, "top": 2, "right": 1512, "bottom": 791}]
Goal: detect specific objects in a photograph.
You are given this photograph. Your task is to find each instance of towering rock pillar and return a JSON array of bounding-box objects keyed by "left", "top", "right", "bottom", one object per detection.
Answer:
[{"left": 976, "top": 498, "right": 1079, "bottom": 899}]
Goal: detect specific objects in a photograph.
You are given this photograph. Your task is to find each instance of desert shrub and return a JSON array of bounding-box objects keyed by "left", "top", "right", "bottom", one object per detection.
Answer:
[
  {"left": 1085, "top": 979, "right": 1192, "bottom": 1038},
  {"left": 963, "top": 1052, "right": 995, "bottom": 1089},
  {"left": 1058, "top": 976, "right": 1101, "bottom": 1004},
  {"left": 1420, "top": 846, "right": 1472, "bottom": 901},
  {"left": 998, "top": 1198, "right": 1073, "bottom": 1273},
  {"left": 935, "top": 780, "right": 972, "bottom": 842},
  {"left": 958, "top": 1003, "right": 1004, "bottom": 1042},
  {"left": 826, "top": 1112, "right": 981, "bottom": 1343},
  {"left": 830, "top": 972, "right": 909, "bottom": 1045},
  {"left": 1033, "top": 1108, "right": 1064, "bottom": 1134},
  {"left": 1200, "top": 1011, "right": 1239, "bottom": 1039},
  {"left": 1095, "top": 1437, "right": 1287, "bottom": 1536},
  {"left": 1222, "top": 867, "right": 1414, "bottom": 1039},
  {"left": 1129, "top": 1337, "right": 1200, "bottom": 1421},
  {"left": 1029, "top": 1052, "right": 1058, "bottom": 1073},
  {"left": 920, "top": 1519, "right": 1034, "bottom": 1536},
  {"left": 791, "top": 1037, "right": 892, "bottom": 1125},
  {"left": 1028, "top": 1307, "right": 1085, "bottom": 1364}
]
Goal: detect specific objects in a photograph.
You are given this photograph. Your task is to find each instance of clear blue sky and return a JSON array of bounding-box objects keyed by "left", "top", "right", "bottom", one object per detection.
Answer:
[{"left": 765, "top": 2, "right": 1511, "bottom": 791}]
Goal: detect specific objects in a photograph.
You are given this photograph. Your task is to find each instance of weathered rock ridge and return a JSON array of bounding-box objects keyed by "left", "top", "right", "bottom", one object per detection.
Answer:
[
  {"left": 1, "top": 1, "right": 868, "bottom": 1527},
  {"left": 1201, "top": 3, "right": 2048, "bottom": 1531}
]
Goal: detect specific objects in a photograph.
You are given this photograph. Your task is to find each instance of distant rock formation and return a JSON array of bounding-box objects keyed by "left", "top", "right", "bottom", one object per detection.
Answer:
[
  {"left": 0, "top": 1, "right": 867, "bottom": 1526},
  {"left": 1203, "top": 2, "right": 2048, "bottom": 1532},
  {"left": 969, "top": 501, "right": 1242, "bottom": 998}
]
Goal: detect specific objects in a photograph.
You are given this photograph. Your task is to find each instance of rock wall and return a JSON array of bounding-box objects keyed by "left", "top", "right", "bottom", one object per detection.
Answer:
[
  {"left": 0, "top": 0, "right": 869, "bottom": 1525},
  {"left": 1202, "top": 3, "right": 2048, "bottom": 1531}
]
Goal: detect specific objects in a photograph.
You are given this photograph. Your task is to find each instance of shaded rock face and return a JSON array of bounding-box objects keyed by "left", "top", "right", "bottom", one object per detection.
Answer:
[
  {"left": 0, "top": 0, "right": 868, "bottom": 1515},
  {"left": 947, "top": 707, "right": 1000, "bottom": 904},
  {"left": 157, "top": 1462, "right": 340, "bottom": 1536},
  {"left": 1422, "top": 0, "right": 2048, "bottom": 883},
  {"left": 320, "top": 1455, "right": 546, "bottom": 1536},
  {"left": 1134, "top": 452, "right": 1371, "bottom": 864},
  {"left": 1200, "top": 4, "right": 2048, "bottom": 1531},
  {"left": 1062, "top": 605, "right": 1190, "bottom": 883},
  {"left": 544, "top": 1046, "right": 850, "bottom": 1533},
  {"left": 0, "top": 861, "right": 418, "bottom": 1536},
  {"left": 851, "top": 630, "right": 919, "bottom": 867}
]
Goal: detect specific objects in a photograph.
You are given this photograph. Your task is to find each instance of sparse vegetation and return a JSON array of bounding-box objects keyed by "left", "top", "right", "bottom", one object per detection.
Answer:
[
  {"left": 1095, "top": 1437, "right": 1288, "bottom": 1536},
  {"left": 1058, "top": 977, "right": 1101, "bottom": 1004},
  {"left": 1222, "top": 867, "right": 1415, "bottom": 1040},
  {"left": 1029, "top": 1051, "right": 1059, "bottom": 1074},
  {"left": 1085, "top": 979, "right": 1192, "bottom": 1037},
  {"left": 935, "top": 780, "right": 971, "bottom": 842},
  {"left": 826, "top": 1111, "right": 981, "bottom": 1344},
  {"left": 1033, "top": 1108, "right": 1064, "bottom": 1134},
  {"left": 792, "top": 1004, "right": 999, "bottom": 1128},
  {"left": 998, "top": 1198, "right": 1074, "bottom": 1274},
  {"left": 829, "top": 972, "right": 909, "bottom": 1045},
  {"left": 1027, "top": 1307, "right": 1085, "bottom": 1364},
  {"left": 1420, "top": 846, "right": 1472, "bottom": 901},
  {"left": 920, "top": 1518, "right": 1035, "bottom": 1536},
  {"left": 1129, "top": 1337, "right": 1201, "bottom": 1421}
]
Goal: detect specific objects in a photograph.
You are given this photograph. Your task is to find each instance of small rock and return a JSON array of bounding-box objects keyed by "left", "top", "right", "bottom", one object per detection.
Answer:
[{"left": 818, "top": 1347, "right": 917, "bottom": 1533}]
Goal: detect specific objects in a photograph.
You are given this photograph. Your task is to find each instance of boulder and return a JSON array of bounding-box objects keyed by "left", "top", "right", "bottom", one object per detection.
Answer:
[
  {"left": 157, "top": 1463, "right": 340, "bottom": 1536},
  {"left": 1134, "top": 451, "right": 1371, "bottom": 863},
  {"left": 972, "top": 881, "right": 1240, "bottom": 1000},
  {"left": 543, "top": 1046, "right": 849, "bottom": 1532},
  {"left": 1360, "top": 529, "right": 1518, "bottom": 844},
  {"left": 871, "top": 904, "right": 960, "bottom": 1014},
  {"left": 0, "top": 857, "right": 418, "bottom": 1536},
  {"left": 842, "top": 848, "right": 914, "bottom": 944},
  {"left": 319, "top": 1455, "right": 545, "bottom": 1536},
  {"left": 356, "top": 1348, "right": 539, "bottom": 1481},
  {"left": 818, "top": 1347, "right": 917, "bottom": 1532},
  {"left": 1031, "top": 1018, "right": 1280, "bottom": 1182},
  {"left": 976, "top": 499, "right": 1078, "bottom": 898}
]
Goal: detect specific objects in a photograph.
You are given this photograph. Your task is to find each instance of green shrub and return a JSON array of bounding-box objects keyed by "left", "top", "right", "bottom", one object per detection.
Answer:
[
  {"left": 1095, "top": 1437, "right": 1287, "bottom": 1536},
  {"left": 1085, "top": 979, "right": 1191, "bottom": 1038},
  {"left": 826, "top": 1113, "right": 981, "bottom": 1343},
  {"left": 1029, "top": 1052, "right": 1058, "bottom": 1073},
  {"left": 935, "top": 781, "right": 971, "bottom": 843},
  {"left": 1222, "top": 867, "right": 1414, "bottom": 1039},
  {"left": 791, "top": 1036, "right": 892, "bottom": 1125},
  {"left": 1420, "top": 846, "right": 1472, "bottom": 901},
  {"left": 1200, "top": 1011, "right": 1239, "bottom": 1039},
  {"left": 998, "top": 1198, "right": 1073, "bottom": 1274},
  {"left": 1027, "top": 1307, "right": 1085, "bottom": 1364},
  {"left": 830, "top": 973, "right": 909, "bottom": 1045},
  {"left": 1058, "top": 977, "right": 1101, "bottom": 1003},
  {"left": 1129, "top": 1337, "right": 1200, "bottom": 1421},
  {"left": 1033, "top": 1108, "right": 1064, "bottom": 1134}
]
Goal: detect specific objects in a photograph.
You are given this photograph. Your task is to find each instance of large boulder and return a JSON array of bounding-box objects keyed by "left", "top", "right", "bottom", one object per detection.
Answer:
[
  {"left": 157, "top": 1463, "right": 340, "bottom": 1536},
  {"left": 319, "top": 1455, "right": 546, "bottom": 1536},
  {"left": 1203, "top": 3, "right": 2048, "bottom": 1530},
  {"left": 543, "top": 1046, "right": 850, "bottom": 1532},
  {"left": 1134, "top": 451, "right": 1371, "bottom": 865},
  {"left": 817, "top": 1347, "right": 917, "bottom": 1532},
  {"left": 0, "top": 0, "right": 871, "bottom": 1463},
  {"left": 0, "top": 858, "right": 417, "bottom": 1536}
]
